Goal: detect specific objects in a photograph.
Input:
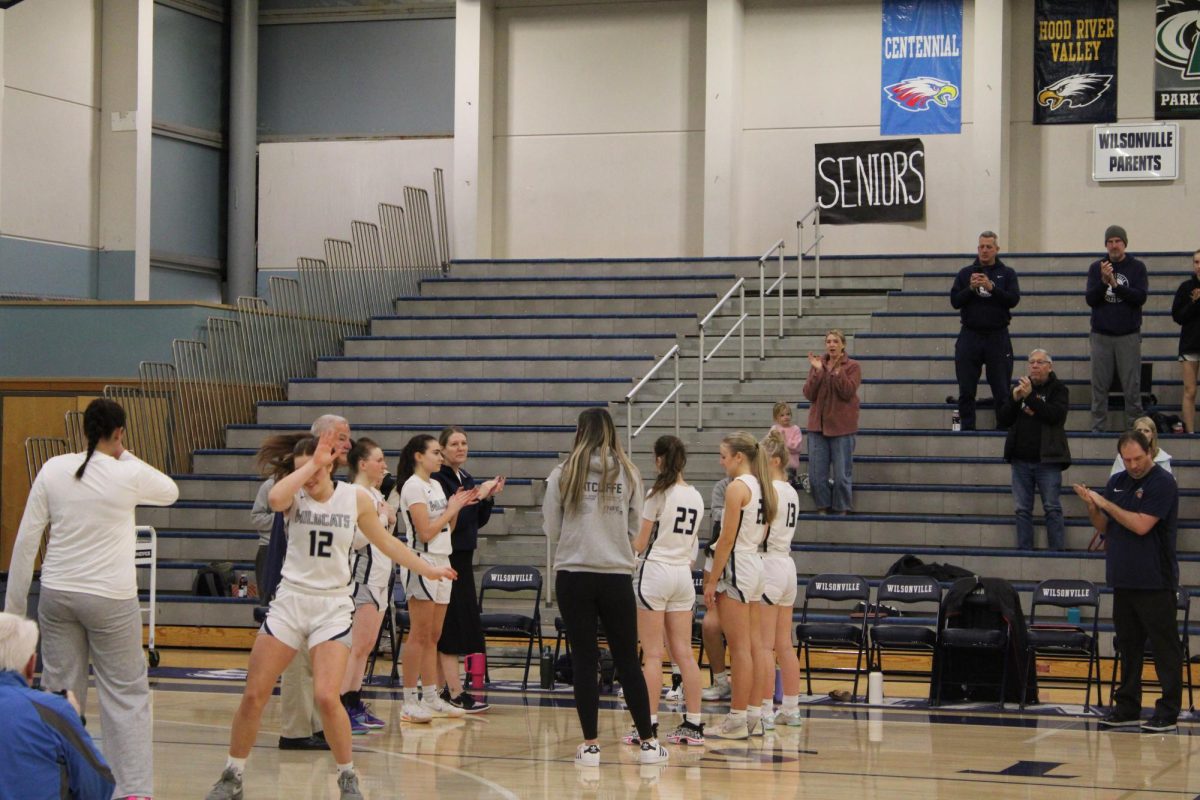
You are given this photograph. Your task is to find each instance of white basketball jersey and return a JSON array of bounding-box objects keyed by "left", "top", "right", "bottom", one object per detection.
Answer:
[
  {"left": 281, "top": 481, "right": 360, "bottom": 596},
  {"left": 400, "top": 474, "right": 452, "bottom": 556},
  {"left": 641, "top": 483, "right": 705, "bottom": 567},
  {"left": 731, "top": 473, "right": 766, "bottom": 553},
  {"left": 351, "top": 486, "right": 393, "bottom": 588},
  {"left": 764, "top": 479, "right": 799, "bottom": 556}
]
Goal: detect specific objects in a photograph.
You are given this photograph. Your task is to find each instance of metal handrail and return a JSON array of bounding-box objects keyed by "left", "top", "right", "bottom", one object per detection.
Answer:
[
  {"left": 624, "top": 344, "right": 682, "bottom": 455},
  {"left": 758, "top": 238, "right": 786, "bottom": 359},
  {"left": 697, "top": 278, "right": 747, "bottom": 430},
  {"left": 796, "top": 205, "right": 824, "bottom": 317}
]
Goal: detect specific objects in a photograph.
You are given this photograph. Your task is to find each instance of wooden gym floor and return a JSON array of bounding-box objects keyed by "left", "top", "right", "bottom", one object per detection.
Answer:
[{"left": 72, "top": 648, "right": 1200, "bottom": 799}]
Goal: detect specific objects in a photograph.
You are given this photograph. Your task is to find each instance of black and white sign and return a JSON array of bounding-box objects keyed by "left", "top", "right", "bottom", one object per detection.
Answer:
[
  {"left": 814, "top": 138, "right": 926, "bottom": 224},
  {"left": 1092, "top": 123, "right": 1179, "bottom": 181}
]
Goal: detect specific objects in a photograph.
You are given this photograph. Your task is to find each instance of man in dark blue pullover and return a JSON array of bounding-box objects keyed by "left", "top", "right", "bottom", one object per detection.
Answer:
[
  {"left": 950, "top": 231, "right": 1021, "bottom": 430},
  {"left": 1086, "top": 224, "right": 1148, "bottom": 432},
  {"left": 0, "top": 612, "right": 115, "bottom": 800}
]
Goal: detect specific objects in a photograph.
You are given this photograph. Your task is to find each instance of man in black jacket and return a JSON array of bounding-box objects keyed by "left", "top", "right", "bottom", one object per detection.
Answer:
[
  {"left": 997, "top": 349, "right": 1071, "bottom": 550},
  {"left": 1085, "top": 224, "right": 1148, "bottom": 432},
  {"left": 951, "top": 231, "right": 1021, "bottom": 430}
]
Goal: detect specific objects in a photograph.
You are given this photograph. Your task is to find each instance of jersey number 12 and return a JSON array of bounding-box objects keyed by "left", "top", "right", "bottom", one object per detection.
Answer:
[{"left": 308, "top": 530, "right": 334, "bottom": 558}]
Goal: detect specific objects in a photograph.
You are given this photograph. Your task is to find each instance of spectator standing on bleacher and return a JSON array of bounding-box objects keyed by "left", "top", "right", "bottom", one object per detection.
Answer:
[
  {"left": 1086, "top": 225, "right": 1148, "bottom": 432},
  {"left": 1073, "top": 430, "right": 1181, "bottom": 732},
  {"left": 997, "top": 349, "right": 1071, "bottom": 551},
  {"left": 0, "top": 613, "right": 115, "bottom": 800},
  {"left": 1170, "top": 248, "right": 1200, "bottom": 433},
  {"left": 4, "top": 398, "right": 178, "bottom": 799},
  {"left": 802, "top": 330, "right": 861, "bottom": 514},
  {"left": 950, "top": 231, "right": 1020, "bottom": 431}
]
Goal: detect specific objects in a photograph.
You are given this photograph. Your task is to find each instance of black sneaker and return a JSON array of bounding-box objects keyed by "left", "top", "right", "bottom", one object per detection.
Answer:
[
  {"left": 451, "top": 690, "right": 491, "bottom": 714},
  {"left": 1141, "top": 715, "right": 1177, "bottom": 732},
  {"left": 1099, "top": 710, "right": 1141, "bottom": 728}
]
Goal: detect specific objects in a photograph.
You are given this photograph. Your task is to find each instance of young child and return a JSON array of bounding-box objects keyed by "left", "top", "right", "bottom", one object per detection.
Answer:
[{"left": 769, "top": 401, "right": 804, "bottom": 485}]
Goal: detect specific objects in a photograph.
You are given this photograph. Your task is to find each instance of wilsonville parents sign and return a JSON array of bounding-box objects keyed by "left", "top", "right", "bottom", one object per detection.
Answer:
[{"left": 815, "top": 138, "right": 926, "bottom": 224}]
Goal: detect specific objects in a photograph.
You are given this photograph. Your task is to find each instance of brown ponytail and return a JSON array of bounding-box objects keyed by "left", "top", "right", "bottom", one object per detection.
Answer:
[
  {"left": 649, "top": 435, "right": 687, "bottom": 498},
  {"left": 75, "top": 399, "right": 126, "bottom": 480}
]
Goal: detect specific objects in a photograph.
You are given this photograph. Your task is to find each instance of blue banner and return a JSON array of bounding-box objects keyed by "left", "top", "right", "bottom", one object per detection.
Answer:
[{"left": 881, "top": 0, "right": 963, "bottom": 136}]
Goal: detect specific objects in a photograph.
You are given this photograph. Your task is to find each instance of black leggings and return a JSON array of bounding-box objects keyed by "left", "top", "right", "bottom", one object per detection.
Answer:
[{"left": 556, "top": 570, "right": 653, "bottom": 741}]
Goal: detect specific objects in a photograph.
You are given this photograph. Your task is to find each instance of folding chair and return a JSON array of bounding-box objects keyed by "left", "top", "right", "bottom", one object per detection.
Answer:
[
  {"left": 795, "top": 573, "right": 870, "bottom": 699},
  {"left": 1108, "top": 586, "right": 1194, "bottom": 712},
  {"left": 383, "top": 572, "right": 410, "bottom": 687},
  {"left": 1021, "top": 579, "right": 1101, "bottom": 710},
  {"left": 933, "top": 585, "right": 1012, "bottom": 708},
  {"left": 478, "top": 565, "right": 544, "bottom": 690},
  {"left": 869, "top": 575, "right": 942, "bottom": 678}
]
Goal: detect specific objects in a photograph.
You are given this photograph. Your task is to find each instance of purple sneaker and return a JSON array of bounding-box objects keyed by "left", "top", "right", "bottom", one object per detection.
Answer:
[
  {"left": 353, "top": 701, "right": 386, "bottom": 729},
  {"left": 348, "top": 712, "right": 371, "bottom": 735}
]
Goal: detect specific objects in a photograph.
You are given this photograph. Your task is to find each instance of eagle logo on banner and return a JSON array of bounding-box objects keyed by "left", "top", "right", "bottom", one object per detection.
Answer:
[
  {"left": 1036, "top": 73, "right": 1113, "bottom": 110},
  {"left": 883, "top": 77, "right": 960, "bottom": 112},
  {"left": 1156, "top": 0, "right": 1200, "bottom": 78}
]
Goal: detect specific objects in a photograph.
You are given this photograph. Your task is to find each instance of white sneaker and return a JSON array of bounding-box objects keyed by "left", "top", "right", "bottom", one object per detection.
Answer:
[
  {"left": 775, "top": 708, "right": 803, "bottom": 727},
  {"left": 711, "top": 713, "right": 749, "bottom": 740},
  {"left": 747, "top": 715, "right": 764, "bottom": 736},
  {"left": 761, "top": 712, "right": 776, "bottom": 731},
  {"left": 638, "top": 738, "right": 669, "bottom": 765},
  {"left": 701, "top": 680, "right": 731, "bottom": 701},
  {"left": 401, "top": 700, "right": 432, "bottom": 723},
  {"left": 423, "top": 694, "right": 466, "bottom": 718},
  {"left": 663, "top": 686, "right": 683, "bottom": 701},
  {"left": 575, "top": 743, "right": 601, "bottom": 766}
]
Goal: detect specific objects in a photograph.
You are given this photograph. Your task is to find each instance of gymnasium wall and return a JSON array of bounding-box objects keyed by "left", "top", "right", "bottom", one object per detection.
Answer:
[
  {"left": 0, "top": 0, "right": 101, "bottom": 297},
  {"left": 490, "top": 0, "right": 707, "bottom": 259}
]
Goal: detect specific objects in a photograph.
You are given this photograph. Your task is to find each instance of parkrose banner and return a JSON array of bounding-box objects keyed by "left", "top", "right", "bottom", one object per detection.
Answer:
[
  {"left": 1155, "top": 0, "right": 1200, "bottom": 119},
  {"left": 880, "top": 0, "right": 962, "bottom": 136},
  {"left": 815, "top": 139, "right": 926, "bottom": 225},
  {"left": 1034, "top": 0, "right": 1118, "bottom": 124}
]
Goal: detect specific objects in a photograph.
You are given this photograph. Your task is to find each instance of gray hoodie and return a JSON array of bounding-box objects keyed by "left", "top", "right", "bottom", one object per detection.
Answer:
[{"left": 543, "top": 454, "right": 643, "bottom": 574}]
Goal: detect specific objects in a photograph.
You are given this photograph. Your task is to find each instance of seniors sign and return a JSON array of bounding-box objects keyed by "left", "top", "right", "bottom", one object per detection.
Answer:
[
  {"left": 880, "top": 0, "right": 963, "bottom": 135},
  {"left": 815, "top": 139, "right": 926, "bottom": 225}
]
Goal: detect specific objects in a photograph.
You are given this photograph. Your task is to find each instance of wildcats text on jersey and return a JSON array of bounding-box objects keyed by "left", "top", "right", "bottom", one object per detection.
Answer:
[{"left": 294, "top": 509, "right": 353, "bottom": 529}]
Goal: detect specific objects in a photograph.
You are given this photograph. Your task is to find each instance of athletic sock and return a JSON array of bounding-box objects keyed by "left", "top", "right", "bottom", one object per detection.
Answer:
[
  {"left": 650, "top": 715, "right": 658, "bottom": 726},
  {"left": 225, "top": 756, "right": 247, "bottom": 776},
  {"left": 761, "top": 700, "right": 774, "bottom": 717},
  {"left": 782, "top": 694, "right": 800, "bottom": 711},
  {"left": 728, "top": 708, "right": 747, "bottom": 722},
  {"left": 336, "top": 762, "right": 354, "bottom": 775},
  {"left": 685, "top": 713, "right": 702, "bottom": 726}
]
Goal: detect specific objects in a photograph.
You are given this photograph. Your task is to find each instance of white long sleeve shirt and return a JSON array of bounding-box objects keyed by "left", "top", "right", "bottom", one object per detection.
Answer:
[{"left": 5, "top": 450, "right": 179, "bottom": 615}]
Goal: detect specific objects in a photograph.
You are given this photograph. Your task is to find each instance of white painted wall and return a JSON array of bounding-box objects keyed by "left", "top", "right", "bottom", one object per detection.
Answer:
[
  {"left": 256, "top": 138, "right": 455, "bottom": 270},
  {"left": 1008, "top": 0, "right": 1200, "bottom": 253},
  {"left": 1, "top": 0, "right": 99, "bottom": 249},
  {"left": 491, "top": 0, "right": 706, "bottom": 258}
]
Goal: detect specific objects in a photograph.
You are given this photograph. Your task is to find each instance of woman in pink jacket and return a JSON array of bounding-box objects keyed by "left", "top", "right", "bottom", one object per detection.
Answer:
[{"left": 802, "top": 330, "right": 862, "bottom": 514}]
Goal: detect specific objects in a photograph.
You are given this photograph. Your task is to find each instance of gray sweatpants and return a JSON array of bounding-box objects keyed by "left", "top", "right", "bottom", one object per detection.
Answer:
[
  {"left": 38, "top": 588, "right": 153, "bottom": 797},
  {"left": 1090, "top": 331, "right": 1143, "bottom": 431}
]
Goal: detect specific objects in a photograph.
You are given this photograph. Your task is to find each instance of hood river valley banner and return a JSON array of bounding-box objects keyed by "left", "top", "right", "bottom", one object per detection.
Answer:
[
  {"left": 1034, "top": 0, "right": 1118, "bottom": 124},
  {"left": 1155, "top": 0, "right": 1200, "bottom": 119},
  {"left": 880, "top": 0, "right": 963, "bottom": 136}
]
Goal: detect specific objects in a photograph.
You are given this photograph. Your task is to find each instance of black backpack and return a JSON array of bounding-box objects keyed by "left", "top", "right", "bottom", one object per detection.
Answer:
[{"left": 193, "top": 562, "right": 235, "bottom": 597}]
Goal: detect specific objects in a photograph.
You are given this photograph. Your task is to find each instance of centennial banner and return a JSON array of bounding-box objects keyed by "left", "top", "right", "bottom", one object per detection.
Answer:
[
  {"left": 814, "top": 139, "right": 926, "bottom": 225},
  {"left": 1155, "top": 1, "right": 1200, "bottom": 119},
  {"left": 1034, "top": 0, "right": 1118, "bottom": 124},
  {"left": 880, "top": 0, "right": 963, "bottom": 135}
]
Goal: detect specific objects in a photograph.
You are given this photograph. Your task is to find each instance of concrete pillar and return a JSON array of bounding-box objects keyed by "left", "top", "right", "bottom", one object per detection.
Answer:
[
  {"left": 703, "top": 0, "right": 743, "bottom": 257},
  {"left": 226, "top": 0, "right": 258, "bottom": 302},
  {"left": 453, "top": 0, "right": 494, "bottom": 260},
  {"left": 97, "top": 0, "right": 154, "bottom": 300},
  {"left": 970, "top": 0, "right": 1010, "bottom": 240}
]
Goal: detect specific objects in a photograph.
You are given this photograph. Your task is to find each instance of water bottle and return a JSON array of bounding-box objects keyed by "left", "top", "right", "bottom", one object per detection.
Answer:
[
  {"left": 237, "top": 574, "right": 248, "bottom": 598},
  {"left": 465, "top": 652, "right": 486, "bottom": 689},
  {"left": 951, "top": 411, "right": 961, "bottom": 432},
  {"left": 1066, "top": 607, "right": 1081, "bottom": 625},
  {"left": 868, "top": 670, "right": 885, "bottom": 704},
  {"left": 539, "top": 646, "right": 554, "bottom": 690}
]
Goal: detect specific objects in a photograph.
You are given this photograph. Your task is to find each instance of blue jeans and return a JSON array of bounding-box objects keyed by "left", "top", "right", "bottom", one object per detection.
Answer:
[
  {"left": 1011, "top": 460, "right": 1064, "bottom": 550},
  {"left": 808, "top": 432, "right": 855, "bottom": 512}
]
